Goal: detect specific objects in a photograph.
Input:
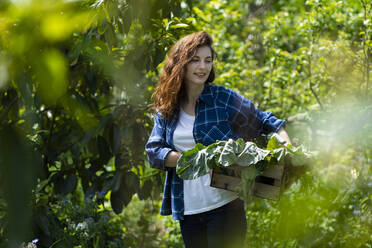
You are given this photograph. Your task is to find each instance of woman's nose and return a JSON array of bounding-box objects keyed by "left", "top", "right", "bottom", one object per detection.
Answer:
[{"left": 198, "top": 61, "right": 207, "bottom": 69}]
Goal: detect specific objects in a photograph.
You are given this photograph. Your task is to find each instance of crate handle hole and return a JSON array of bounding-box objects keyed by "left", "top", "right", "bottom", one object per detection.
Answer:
[{"left": 255, "top": 176, "right": 275, "bottom": 186}]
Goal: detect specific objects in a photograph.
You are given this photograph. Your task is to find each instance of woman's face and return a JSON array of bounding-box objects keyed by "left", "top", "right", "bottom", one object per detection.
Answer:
[{"left": 184, "top": 46, "right": 213, "bottom": 87}]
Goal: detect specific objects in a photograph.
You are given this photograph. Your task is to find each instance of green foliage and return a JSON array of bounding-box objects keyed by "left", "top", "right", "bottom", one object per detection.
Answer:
[
  {"left": 27, "top": 184, "right": 182, "bottom": 248},
  {"left": 0, "top": 0, "right": 195, "bottom": 246},
  {"left": 0, "top": 0, "right": 371, "bottom": 247}
]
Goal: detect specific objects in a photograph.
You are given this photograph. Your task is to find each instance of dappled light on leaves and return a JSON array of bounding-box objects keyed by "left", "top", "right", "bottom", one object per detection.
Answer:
[
  {"left": 41, "top": 11, "right": 92, "bottom": 42},
  {"left": 36, "top": 49, "right": 68, "bottom": 104},
  {"left": 0, "top": 58, "right": 8, "bottom": 89}
]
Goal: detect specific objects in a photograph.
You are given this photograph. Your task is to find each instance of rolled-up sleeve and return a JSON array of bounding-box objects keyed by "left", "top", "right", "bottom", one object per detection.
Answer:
[
  {"left": 145, "top": 113, "right": 173, "bottom": 170},
  {"left": 225, "top": 89, "right": 285, "bottom": 139}
]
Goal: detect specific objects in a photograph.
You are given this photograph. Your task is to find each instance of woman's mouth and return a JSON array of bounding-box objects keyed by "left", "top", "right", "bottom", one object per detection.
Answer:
[{"left": 194, "top": 73, "right": 206, "bottom": 78}]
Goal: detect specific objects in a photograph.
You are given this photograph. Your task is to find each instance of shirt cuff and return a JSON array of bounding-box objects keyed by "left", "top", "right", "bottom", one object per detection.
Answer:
[
  {"left": 159, "top": 147, "right": 174, "bottom": 170},
  {"left": 274, "top": 120, "right": 286, "bottom": 133}
]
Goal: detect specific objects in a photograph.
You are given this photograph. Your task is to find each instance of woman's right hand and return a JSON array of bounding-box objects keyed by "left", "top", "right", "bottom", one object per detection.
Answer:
[{"left": 165, "top": 151, "right": 182, "bottom": 168}]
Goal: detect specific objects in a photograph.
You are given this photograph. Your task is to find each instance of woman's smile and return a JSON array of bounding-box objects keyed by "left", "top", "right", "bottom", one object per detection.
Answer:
[{"left": 194, "top": 72, "right": 207, "bottom": 77}]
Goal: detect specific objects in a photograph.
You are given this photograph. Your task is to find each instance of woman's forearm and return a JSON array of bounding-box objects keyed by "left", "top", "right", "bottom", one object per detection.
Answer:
[
  {"left": 165, "top": 151, "right": 182, "bottom": 168},
  {"left": 277, "top": 126, "right": 291, "bottom": 145}
]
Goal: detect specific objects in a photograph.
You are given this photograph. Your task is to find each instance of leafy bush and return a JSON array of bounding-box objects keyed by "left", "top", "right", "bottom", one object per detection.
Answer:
[{"left": 0, "top": 0, "right": 371, "bottom": 247}]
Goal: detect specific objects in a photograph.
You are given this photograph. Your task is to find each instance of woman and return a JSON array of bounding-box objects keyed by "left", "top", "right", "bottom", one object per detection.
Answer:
[{"left": 145, "top": 31, "right": 291, "bottom": 248}]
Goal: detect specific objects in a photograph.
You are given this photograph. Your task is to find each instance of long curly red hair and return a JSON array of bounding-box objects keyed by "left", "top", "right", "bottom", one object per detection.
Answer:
[{"left": 152, "top": 31, "right": 216, "bottom": 119}]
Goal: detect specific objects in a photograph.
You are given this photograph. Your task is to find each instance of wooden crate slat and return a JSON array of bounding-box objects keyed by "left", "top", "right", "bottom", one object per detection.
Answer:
[
  {"left": 260, "top": 165, "right": 284, "bottom": 180},
  {"left": 226, "top": 165, "right": 244, "bottom": 171},
  {"left": 252, "top": 182, "right": 281, "bottom": 200},
  {"left": 210, "top": 163, "right": 285, "bottom": 201},
  {"left": 273, "top": 178, "right": 282, "bottom": 187},
  {"left": 211, "top": 173, "right": 240, "bottom": 192}
]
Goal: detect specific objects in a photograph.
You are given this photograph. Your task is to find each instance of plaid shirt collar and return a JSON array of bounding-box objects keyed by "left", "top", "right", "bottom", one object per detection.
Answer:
[{"left": 199, "top": 83, "right": 214, "bottom": 106}]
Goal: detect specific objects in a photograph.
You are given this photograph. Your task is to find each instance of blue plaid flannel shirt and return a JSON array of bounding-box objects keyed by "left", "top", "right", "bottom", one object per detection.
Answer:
[{"left": 145, "top": 84, "right": 285, "bottom": 220}]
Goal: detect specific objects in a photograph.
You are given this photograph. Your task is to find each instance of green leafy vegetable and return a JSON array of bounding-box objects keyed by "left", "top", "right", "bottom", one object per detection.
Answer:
[
  {"left": 176, "top": 138, "right": 270, "bottom": 180},
  {"left": 176, "top": 133, "right": 315, "bottom": 183}
]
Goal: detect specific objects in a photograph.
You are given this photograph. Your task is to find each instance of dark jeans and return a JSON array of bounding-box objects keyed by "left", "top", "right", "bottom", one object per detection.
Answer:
[{"left": 179, "top": 199, "right": 247, "bottom": 248}]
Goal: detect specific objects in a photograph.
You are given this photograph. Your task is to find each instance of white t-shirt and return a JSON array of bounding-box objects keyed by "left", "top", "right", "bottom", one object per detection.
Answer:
[{"left": 173, "top": 108, "right": 238, "bottom": 215}]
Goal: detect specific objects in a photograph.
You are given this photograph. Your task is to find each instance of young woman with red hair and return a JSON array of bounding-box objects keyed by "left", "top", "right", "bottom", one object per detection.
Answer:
[{"left": 146, "top": 31, "right": 291, "bottom": 248}]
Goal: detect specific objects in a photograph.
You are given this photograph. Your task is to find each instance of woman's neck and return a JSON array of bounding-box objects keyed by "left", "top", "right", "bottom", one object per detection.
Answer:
[
  {"left": 184, "top": 83, "right": 204, "bottom": 104},
  {"left": 181, "top": 83, "right": 204, "bottom": 116}
]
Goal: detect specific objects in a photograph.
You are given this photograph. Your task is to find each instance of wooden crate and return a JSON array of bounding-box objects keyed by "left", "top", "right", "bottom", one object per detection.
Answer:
[{"left": 210, "top": 164, "right": 285, "bottom": 201}]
